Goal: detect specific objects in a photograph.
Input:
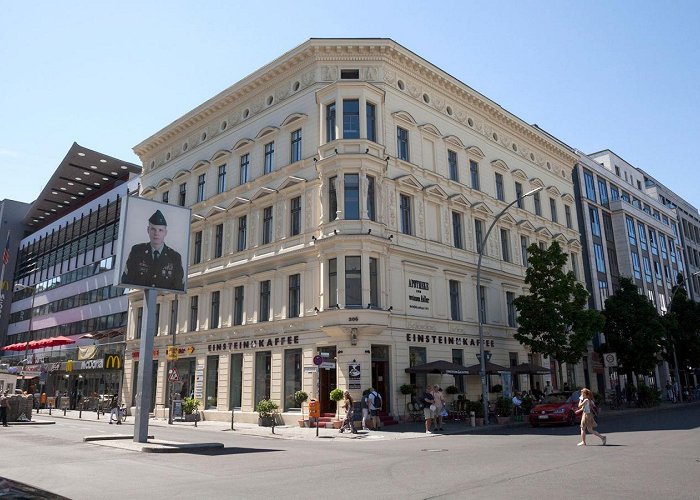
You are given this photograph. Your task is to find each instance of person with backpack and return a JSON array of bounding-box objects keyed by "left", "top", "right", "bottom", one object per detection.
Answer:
[{"left": 367, "top": 387, "right": 382, "bottom": 430}]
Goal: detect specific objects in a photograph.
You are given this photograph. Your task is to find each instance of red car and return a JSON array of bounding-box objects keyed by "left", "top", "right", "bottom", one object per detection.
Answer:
[{"left": 528, "top": 391, "right": 581, "bottom": 427}]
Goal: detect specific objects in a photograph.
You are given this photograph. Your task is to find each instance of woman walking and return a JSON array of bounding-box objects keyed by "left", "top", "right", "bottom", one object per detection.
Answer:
[
  {"left": 339, "top": 391, "right": 357, "bottom": 434},
  {"left": 576, "top": 388, "right": 606, "bottom": 446}
]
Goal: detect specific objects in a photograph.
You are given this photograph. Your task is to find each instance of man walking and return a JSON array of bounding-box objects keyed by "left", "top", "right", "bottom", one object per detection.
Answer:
[
  {"left": 0, "top": 390, "right": 9, "bottom": 427},
  {"left": 367, "top": 387, "right": 382, "bottom": 430}
]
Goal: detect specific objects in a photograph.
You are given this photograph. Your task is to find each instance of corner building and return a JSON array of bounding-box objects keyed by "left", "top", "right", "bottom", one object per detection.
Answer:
[{"left": 129, "top": 39, "right": 581, "bottom": 423}]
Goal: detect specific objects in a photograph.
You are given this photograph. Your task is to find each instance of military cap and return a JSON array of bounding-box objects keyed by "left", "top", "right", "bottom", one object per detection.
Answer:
[{"left": 149, "top": 210, "right": 167, "bottom": 226}]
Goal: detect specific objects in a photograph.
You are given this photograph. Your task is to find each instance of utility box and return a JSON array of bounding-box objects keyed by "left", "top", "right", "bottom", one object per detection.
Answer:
[{"left": 308, "top": 399, "right": 320, "bottom": 419}]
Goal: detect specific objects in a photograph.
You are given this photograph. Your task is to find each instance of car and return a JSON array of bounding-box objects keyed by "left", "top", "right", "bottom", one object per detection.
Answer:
[{"left": 528, "top": 391, "right": 581, "bottom": 427}]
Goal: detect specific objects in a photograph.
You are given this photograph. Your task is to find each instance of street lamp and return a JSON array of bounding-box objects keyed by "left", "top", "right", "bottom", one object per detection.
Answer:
[
  {"left": 14, "top": 283, "right": 37, "bottom": 391},
  {"left": 667, "top": 270, "right": 700, "bottom": 402},
  {"left": 477, "top": 186, "right": 542, "bottom": 424}
]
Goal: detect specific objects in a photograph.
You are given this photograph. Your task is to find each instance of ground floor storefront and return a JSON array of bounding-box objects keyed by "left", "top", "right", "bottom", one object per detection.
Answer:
[{"left": 122, "top": 324, "right": 570, "bottom": 424}]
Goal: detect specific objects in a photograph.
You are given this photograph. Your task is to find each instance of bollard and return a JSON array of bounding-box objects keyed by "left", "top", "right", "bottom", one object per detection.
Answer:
[
  {"left": 231, "top": 408, "right": 235, "bottom": 431},
  {"left": 63, "top": 406, "right": 67, "bottom": 416},
  {"left": 79, "top": 405, "right": 82, "bottom": 419},
  {"left": 470, "top": 411, "right": 476, "bottom": 427}
]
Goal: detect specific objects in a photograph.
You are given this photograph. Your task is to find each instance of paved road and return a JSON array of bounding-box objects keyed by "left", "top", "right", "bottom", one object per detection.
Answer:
[{"left": 1, "top": 403, "right": 698, "bottom": 499}]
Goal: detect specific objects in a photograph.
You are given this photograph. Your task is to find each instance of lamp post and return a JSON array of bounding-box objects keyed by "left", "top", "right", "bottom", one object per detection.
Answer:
[
  {"left": 667, "top": 270, "right": 700, "bottom": 403},
  {"left": 477, "top": 186, "right": 542, "bottom": 425},
  {"left": 14, "top": 283, "right": 37, "bottom": 391}
]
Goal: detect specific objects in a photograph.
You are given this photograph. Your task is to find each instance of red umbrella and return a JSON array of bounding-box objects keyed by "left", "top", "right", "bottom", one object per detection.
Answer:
[
  {"left": 42, "top": 336, "right": 76, "bottom": 347},
  {"left": 2, "top": 343, "right": 24, "bottom": 351}
]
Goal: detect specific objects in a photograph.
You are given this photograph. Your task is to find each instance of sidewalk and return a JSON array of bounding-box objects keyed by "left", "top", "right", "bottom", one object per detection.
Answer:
[{"left": 23, "top": 398, "right": 700, "bottom": 443}]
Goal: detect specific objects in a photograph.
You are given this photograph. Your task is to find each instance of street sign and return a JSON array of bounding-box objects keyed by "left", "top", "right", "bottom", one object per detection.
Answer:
[
  {"left": 167, "top": 346, "right": 179, "bottom": 361},
  {"left": 603, "top": 352, "right": 618, "bottom": 367},
  {"left": 168, "top": 367, "right": 181, "bottom": 382},
  {"left": 312, "top": 355, "right": 323, "bottom": 366},
  {"left": 320, "top": 361, "right": 336, "bottom": 370},
  {"left": 304, "top": 366, "right": 318, "bottom": 374}
]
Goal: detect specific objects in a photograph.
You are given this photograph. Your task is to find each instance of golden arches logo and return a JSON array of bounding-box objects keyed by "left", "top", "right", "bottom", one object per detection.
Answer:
[{"left": 104, "top": 355, "right": 122, "bottom": 370}]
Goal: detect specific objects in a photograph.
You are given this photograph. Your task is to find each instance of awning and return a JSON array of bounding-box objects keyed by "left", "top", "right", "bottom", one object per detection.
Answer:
[{"left": 405, "top": 360, "right": 471, "bottom": 375}]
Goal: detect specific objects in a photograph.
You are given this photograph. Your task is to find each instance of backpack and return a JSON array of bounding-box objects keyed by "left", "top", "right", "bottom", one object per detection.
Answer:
[{"left": 372, "top": 391, "right": 382, "bottom": 410}]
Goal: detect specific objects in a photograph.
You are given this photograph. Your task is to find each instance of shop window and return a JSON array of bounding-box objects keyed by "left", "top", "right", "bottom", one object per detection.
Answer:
[
  {"left": 254, "top": 351, "right": 272, "bottom": 406},
  {"left": 229, "top": 353, "right": 243, "bottom": 410},
  {"left": 284, "top": 349, "right": 302, "bottom": 411},
  {"left": 205, "top": 355, "right": 219, "bottom": 410}
]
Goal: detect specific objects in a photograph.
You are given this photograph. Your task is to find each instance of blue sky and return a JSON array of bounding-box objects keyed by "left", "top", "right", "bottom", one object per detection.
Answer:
[{"left": 2, "top": 1, "right": 699, "bottom": 210}]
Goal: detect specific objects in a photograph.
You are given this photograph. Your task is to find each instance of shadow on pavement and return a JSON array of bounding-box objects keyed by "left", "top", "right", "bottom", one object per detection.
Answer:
[{"left": 183, "top": 446, "right": 284, "bottom": 456}]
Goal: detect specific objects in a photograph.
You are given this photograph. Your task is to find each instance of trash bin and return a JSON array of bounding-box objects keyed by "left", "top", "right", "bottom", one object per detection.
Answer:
[{"left": 308, "top": 399, "right": 320, "bottom": 419}]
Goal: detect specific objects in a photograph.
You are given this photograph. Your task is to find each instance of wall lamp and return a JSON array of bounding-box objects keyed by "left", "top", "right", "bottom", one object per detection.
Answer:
[
  {"left": 367, "top": 303, "right": 371, "bottom": 309},
  {"left": 333, "top": 229, "right": 338, "bottom": 235},
  {"left": 385, "top": 156, "right": 390, "bottom": 161},
  {"left": 313, "top": 157, "right": 318, "bottom": 162},
  {"left": 335, "top": 304, "right": 341, "bottom": 310},
  {"left": 350, "top": 328, "right": 358, "bottom": 346},
  {"left": 387, "top": 306, "right": 393, "bottom": 312},
  {"left": 364, "top": 349, "right": 371, "bottom": 354},
  {"left": 388, "top": 234, "right": 393, "bottom": 241},
  {"left": 314, "top": 307, "right": 320, "bottom": 313},
  {"left": 365, "top": 148, "right": 370, "bottom": 154},
  {"left": 338, "top": 350, "right": 344, "bottom": 354},
  {"left": 311, "top": 235, "right": 317, "bottom": 241},
  {"left": 367, "top": 228, "right": 372, "bottom": 234},
  {"left": 334, "top": 148, "right": 339, "bottom": 154}
]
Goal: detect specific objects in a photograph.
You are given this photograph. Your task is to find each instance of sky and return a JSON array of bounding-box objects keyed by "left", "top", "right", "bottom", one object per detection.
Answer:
[{"left": 2, "top": 1, "right": 699, "bottom": 210}]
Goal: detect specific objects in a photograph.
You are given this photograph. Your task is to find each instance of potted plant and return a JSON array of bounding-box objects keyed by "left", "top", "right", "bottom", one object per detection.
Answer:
[
  {"left": 256, "top": 398, "right": 279, "bottom": 427},
  {"left": 468, "top": 400, "right": 484, "bottom": 426},
  {"left": 329, "top": 388, "right": 344, "bottom": 428},
  {"left": 400, "top": 384, "right": 414, "bottom": 419},
  {"left": 494, "top": 396, "right": 513, "bottom": 424},
  {"left": 294, "top": 390, "right": 309, "bottom": 427},
  {"left": 182, "top": 396, "right": 201, "bottom": 422}
]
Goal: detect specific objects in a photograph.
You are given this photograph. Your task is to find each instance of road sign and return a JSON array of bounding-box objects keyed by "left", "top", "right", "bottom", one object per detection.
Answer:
[
  {"left": 321, "top": 361, "right": 336, "bottom": 370},
  {"left": 304, "top": 366, "right": 318, "bottom": 374},
  {"left": 313, "top": 355, "right": 323, "bottom": 366},
  {"left": 603, "top": 352, "right": 618, "bottom": 367},
  {"left": 168, "top": 367, "right": 181, "bottom": 382}
]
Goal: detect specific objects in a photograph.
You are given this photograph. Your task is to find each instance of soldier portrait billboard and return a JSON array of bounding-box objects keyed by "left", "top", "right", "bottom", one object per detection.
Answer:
[{"left": 115, "top": 196, "right": 190, "bottom": 293}]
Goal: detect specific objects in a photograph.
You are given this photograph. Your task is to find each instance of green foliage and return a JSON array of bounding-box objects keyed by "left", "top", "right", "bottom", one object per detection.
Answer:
[
  {"left": 513, "top": 242, "right": 604, "bottom": 385},
  {"left": 255, "top": 398, "right": 279, "bottom": 418},
  {"left": 495, "top": 396, "right": 513, "bottom": 417},
  {"left": 467, "top": 400, "right": 484, "bottom": 417},
  {"left": 445, "top": 385, "right": 459, "bottom": 395},
  {"left": 182, "top": 396, "right": 200, "bottom": 415},
  {"left": 490, "top": 384, "right": 503, "bottom": 394},
  {"left": 294, "top": 390, "right": 308, "bottom": 406},
  {"left": 329, "top": 388, "right": 344, "bottom": 402},
  {"left": 400, "top": 384, "right": 415, "bottom": 395},
  {"left": 520, "top": 396, "right": 534, "bottom": 414},
  {"left": 603, "top": 277, "right": 665, "bottom": 377},
  {"left": 663, "top": 279, "right": 700, "bottom": 370},
  {"left": 636, "top": 384, "right": 661, "bottom": 408}
]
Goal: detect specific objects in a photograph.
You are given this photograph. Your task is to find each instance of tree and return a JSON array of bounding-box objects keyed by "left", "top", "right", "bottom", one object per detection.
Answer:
[
  {"left": 664, "top": 278, "right": 700, "bottom": 376},
  {"left": 602, "top": 277, "right": 665, "bottom": 383},
  {"left": 513, "top": 242, "right": 603, "bottom": 387}
]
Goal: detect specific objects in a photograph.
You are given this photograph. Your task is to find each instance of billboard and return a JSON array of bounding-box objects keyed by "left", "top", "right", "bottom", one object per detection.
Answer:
[{"left": 115, "top": 196, "right": 190, "bottom": 293}]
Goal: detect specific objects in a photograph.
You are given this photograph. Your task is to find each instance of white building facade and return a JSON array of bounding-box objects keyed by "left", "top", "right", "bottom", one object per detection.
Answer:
[{"left": 129, "top": 39, "right": 582, "bottom": 423}]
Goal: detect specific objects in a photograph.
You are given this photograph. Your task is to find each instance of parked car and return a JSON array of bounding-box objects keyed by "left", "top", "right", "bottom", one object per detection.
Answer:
[{"left": 528, "top": 391, "right": 581, "bottom": 427}]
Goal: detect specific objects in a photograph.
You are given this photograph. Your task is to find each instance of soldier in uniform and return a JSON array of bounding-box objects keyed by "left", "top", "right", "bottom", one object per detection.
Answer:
[{"left": 121, "top": 210, "right": 184, "bottom": 290}]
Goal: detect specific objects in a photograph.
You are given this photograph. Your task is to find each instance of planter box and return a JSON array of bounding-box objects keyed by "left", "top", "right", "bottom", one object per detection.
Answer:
[
  {"left": 298, "top": 419, "right": 309, "bottom": 428},
  {"left": 184, "top": 413, "right": 201, "bottom": 422},
  {"left": 332, "top": 420, "right": 342, "bottom": 429},
  {"left": 258, "top": 415, "right": 276, "bottom": 427},
  {"left": 475, "top": 417, "right": 484, "bottom": 426},
  {"left": 496, "top": 416, "right": 511, "bottom": 425}
]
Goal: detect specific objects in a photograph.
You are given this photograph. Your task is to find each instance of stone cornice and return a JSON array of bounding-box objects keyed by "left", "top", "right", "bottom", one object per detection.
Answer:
[{"left": 134, "top": 39, "right": 577, "bottom": 171}]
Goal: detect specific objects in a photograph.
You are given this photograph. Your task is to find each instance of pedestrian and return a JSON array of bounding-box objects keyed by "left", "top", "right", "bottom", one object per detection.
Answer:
[
  {"left": 576, "top": 388, "right": 606, "bottom": 446},
  {"left": 544, "top": 381, "right": 553, "bottom": 395},
  {"left": 512, "top": 391, "right": 523, "bottom": 415},
  {"left": 339, "top": 391, "right": 357, "bottom": 434},
  {"left": 361, "top": 389, "right": 370, "bottom": 431},
  {"left": 109, "top": 394, "right": 121, "bottom": 425},
  {"left": 0, "top": 390, "right": 9, "bottom": 427},
  {"left": 433, "top": 385, "right": 446, "bottom": 431},
  {"left": 40, "top": 392, "right": 47, "bottom": 410},
  {"left": 422, "top": 386, "right": 435, "bottom": 434},
  {"left": 367, "top": 387, "right": 382, "bottom": 430},
  {"left": 665, "top": 382, "right": 675, "bottom": 403}
]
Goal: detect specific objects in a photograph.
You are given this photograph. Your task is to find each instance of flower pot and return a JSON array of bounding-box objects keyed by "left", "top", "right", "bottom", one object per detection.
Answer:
[
  {"left": 184, "top": 413, "right": 200, "bottom": 422},
  {"left": 259, "top": 415, "right": 275, "bottom": 427},
  {"left": 332, "top": 420, "right": 342, "bottom": 429},
  {"left": 298, "top": 419, "right": 309, "bottom": 428}
]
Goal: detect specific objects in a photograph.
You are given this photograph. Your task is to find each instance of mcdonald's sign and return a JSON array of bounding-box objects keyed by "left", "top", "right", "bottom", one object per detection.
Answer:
[{"left": 104, "top": 354, "right": 123, "bottom": 370}]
